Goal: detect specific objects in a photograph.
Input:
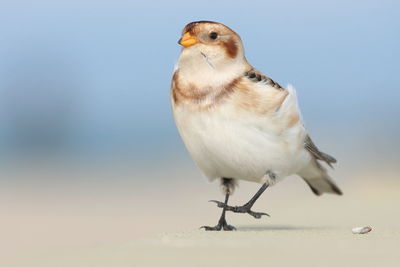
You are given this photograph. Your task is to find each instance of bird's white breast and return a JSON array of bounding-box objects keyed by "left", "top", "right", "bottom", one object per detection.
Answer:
[{"left": 173, "top": 97, "right": 311, "bottom": 184}]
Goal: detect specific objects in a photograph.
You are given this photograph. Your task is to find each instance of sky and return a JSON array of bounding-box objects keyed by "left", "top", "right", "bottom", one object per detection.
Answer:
[{"left": 0, "top": 0, "right": 399, "bottom": 165}]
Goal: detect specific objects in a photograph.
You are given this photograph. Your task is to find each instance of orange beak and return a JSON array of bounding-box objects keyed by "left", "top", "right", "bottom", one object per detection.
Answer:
[{"left": 178, "top": 32, "right": 198, "bottom": 47}]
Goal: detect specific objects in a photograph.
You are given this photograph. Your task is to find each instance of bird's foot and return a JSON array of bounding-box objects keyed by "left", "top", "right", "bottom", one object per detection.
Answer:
[
  {"left": 200, "top": 218, "right": 236, "bottom": 231},
  {"left": 209, "top": 200, "right": 270, "bottom": 219}
]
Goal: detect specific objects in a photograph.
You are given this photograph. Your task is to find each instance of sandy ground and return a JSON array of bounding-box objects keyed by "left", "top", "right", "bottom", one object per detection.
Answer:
[{"left": 1, "top": 165, "right": 399, "bottom": 267}]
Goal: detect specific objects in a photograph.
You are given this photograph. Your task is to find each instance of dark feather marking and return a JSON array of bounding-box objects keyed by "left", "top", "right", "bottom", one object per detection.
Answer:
[
  {"left": 304, "top": 180, "right": 322, "bottom": 196},
  {"left": 314, "top": 160, "right": 342, "bottom": 195},
  {"left": 171, "top": 71, "right": 239, "bottom": 107},
  {"left": 305, "top": 135, "right": 337, "bottom": 168},
  {"left": 244, "top": 70, "right": 283, "bottom": 90},
  {"left": 303, "top": 159, "right": 342, "bottom": 196},
  {"left": 182, "top": 21, "right": 219, "bottom": 34},
  {"left": 221, "top": 178, "right": 237, "bottom": 195},
  {"left": 222, "top": 38, "right": 238, "bottom": 58}
]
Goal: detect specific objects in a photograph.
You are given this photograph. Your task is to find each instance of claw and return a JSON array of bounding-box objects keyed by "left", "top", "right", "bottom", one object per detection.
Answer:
[
  {"left": 200, "top": 225, "right": 221, "bottom": 231},
  {"left": 209, "top": 200, "right": 226, "bottom": 208},
  {"left": 200, "top": 223, "right": 236, "bottom": 231},
  {"left": 224, "top": 224, "right": 236, "bottom": 231},
  {"left": 248, "top": 211, "right": 270, "bottom": 219}
]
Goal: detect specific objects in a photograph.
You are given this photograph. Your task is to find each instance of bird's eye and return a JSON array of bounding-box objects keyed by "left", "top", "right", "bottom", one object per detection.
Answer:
[{"left": 209, "top": 32, "right": 218, "bottom": 40}]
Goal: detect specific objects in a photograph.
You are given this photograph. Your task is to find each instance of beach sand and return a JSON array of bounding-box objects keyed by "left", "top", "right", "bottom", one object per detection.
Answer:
[{"left": 1, "top": 165, "right": 399, "bottom": 267}]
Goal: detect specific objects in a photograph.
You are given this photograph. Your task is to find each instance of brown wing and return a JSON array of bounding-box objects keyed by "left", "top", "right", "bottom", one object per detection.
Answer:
[{"left": 304, "top": 135, "right": 337, "bottom": 168}]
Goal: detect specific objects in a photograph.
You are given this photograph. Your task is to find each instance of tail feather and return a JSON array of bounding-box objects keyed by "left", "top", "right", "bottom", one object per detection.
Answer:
[
  {"left": 303, "top": 175, "right": 342, "bottom": 196},
  {"left": 298, "top": 159, "right": 342, "bottom": 196}
]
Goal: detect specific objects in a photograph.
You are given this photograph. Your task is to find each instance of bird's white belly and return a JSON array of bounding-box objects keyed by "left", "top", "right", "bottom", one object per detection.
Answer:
[{"left": 174, "top": 107, "right": 310, "bottom": 184}]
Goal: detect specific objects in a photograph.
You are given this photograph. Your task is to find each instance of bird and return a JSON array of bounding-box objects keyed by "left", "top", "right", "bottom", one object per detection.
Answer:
[{"left": 170, "top": 21, "right": 342, "bottom": 231}]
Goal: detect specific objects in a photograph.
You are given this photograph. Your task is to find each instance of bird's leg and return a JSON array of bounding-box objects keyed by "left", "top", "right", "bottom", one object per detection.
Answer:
[
  {"left": 200, "top": 178, "right": 236, "bottom": 231},
  {"left": 200, "top": 193, "right": 236, "bottom": 231},
  {"left": 211, "top": 183, "right": 270, "bottom": 219}
]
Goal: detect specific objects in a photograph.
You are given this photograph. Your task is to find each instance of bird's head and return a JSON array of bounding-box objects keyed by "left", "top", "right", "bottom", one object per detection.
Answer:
[
  {"left": 176, "top": 21, "right": 248, "bottom": 86},
  {"left": 178, "top": 21, "right": 244, "bottom": 60}
]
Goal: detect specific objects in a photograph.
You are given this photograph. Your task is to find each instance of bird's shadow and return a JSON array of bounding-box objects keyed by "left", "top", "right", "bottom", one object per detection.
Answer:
[{"left": 236, "top": 225, "right": 330, "bottom": 231}]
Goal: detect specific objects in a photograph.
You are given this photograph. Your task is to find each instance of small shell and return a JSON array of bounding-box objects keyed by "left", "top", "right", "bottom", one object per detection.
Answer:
[{"left": 352, "top": 226, "right": 372, "bottom": 234}]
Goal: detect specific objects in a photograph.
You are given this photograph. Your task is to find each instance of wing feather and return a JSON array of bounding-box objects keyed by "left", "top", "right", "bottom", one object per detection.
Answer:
[{"left": 304, "top": 135, "right": 337, "bottom": 167}]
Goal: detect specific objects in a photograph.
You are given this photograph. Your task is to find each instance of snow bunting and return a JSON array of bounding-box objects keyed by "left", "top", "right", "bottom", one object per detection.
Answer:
[{"left": 171, "top": 21, "right": 342, "bottom": 231}]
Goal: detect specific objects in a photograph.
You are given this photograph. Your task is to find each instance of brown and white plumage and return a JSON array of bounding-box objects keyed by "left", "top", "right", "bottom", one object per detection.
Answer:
[{"left": 171, "top": 21, "right": 342, "bottom": 198}]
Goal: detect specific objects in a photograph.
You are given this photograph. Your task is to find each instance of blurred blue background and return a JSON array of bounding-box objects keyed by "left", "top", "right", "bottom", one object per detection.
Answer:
[{"left": 0, "top": 0, "right": 399, "bottom": 171}]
